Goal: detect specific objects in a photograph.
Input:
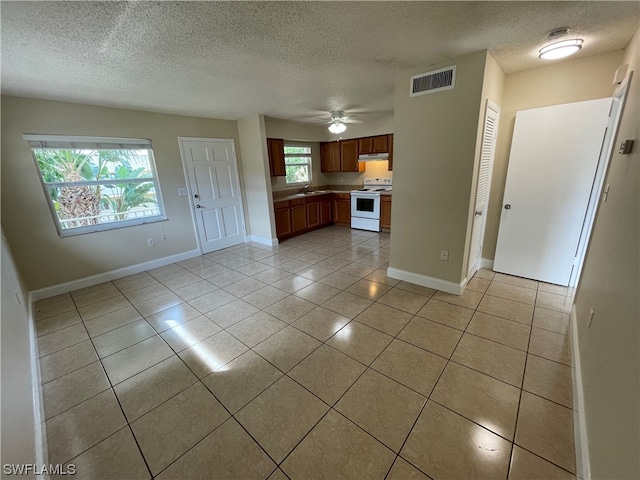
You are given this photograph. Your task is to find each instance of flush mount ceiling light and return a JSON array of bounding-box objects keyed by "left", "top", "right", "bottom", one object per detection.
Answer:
[
  {"left": 328, "top": 111, "right": 347, "bottom": 134},
  {"left": 539, "top": 39, "right": 583, "bottom": 59},
  {"left": 539, "top": 28, "right": 583, "bottom": 60}
]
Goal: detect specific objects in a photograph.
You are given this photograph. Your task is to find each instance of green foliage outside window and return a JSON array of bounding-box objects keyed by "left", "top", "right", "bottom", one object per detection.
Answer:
[{"left": 284, "top": 146, "right": 311, "bottom": 185}]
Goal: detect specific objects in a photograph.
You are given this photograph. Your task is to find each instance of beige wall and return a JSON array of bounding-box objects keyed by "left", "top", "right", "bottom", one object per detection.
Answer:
[
  {"left": 1, "top": 95, "right": 241, "bottom": 291},
  {"left": 265, "top": 117, "right": 327, "bottom": 142},
  {"left": 390, "top": 51, "right": 487, "bottom": 285},
  {"left": 462, "top": 52, "right": 505, "bottom": 277},
  {"left": 1, "top": 233, "right": 42, "bottom": 478},
  {"left": 330, "top": 116, "right": 394, "bottom": 140},
  {"left": 265, "top": 115, "right": 394, "bottom": 143},
  {"left": 574, "top": 30, "right": 639, "bottom": 479},
  {"left": 484, "top": 50, "right": 624, "bottom": 260},
  {"left": 237, "top": 114, "right": 276, "bottom": 242}
]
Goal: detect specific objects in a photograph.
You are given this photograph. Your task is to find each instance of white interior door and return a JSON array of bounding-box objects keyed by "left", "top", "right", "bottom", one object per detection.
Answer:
[
  {"left": 493, "top": 98, "right": 610, "bottom": 286},
  {"left": 468, "top": 100, "right": 500, "bottom": 278},
  {"left": 179, "top": 138, "right": 246, "bottom": 254}
]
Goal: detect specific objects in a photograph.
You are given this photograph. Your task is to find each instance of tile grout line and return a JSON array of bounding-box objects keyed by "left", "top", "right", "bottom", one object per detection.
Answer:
[
  {"left": 383, "top": 283, "right": 490, "bottom": 480},
  {"left": 125, "top": 232, "right": 390, "bottom": 473},
  {"left": 506, "top": 277, "right": 537, "bottom": 479},
  {"left": 38, "top": 229, "right": 574, "bottom": 479},
  {"left": 67, "top": 293, "right": 156, "bottom": 480}
]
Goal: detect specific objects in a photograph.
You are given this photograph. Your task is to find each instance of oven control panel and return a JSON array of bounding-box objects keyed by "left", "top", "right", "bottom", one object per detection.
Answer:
[{"left": 363, "top": 177, "right": 392, "bottom": 187}]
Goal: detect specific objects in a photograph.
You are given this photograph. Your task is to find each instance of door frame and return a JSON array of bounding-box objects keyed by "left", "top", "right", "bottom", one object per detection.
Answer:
[
  {"left": 571, "top": 69, "right": 633, "bottom": 287},
  {"left": 177, "top": 136, "right": 247, "bottom": 254},
  {"left": 467, "top": 99, "right": 500, "bottom": 279}
]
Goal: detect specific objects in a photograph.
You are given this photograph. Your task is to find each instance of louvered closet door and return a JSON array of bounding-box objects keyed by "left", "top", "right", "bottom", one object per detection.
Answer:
[{"left": 467, "top": 101, "right": 500, "bottom": 278}]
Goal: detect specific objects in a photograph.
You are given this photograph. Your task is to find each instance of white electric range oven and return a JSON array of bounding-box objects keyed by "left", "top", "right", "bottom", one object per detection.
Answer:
[{"left": 350, "top": 177, "right": 392, "bottom": 232}]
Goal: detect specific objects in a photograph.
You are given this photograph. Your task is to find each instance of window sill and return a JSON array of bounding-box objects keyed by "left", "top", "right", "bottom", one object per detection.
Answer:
[{"left": 57, "top": 216, "right": 168, "bottom": 237}]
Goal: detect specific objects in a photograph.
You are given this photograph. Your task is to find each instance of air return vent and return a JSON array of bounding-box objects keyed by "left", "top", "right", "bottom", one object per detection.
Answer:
[{"left": 410, "top": 65, "right": 456, "bottom": 97}]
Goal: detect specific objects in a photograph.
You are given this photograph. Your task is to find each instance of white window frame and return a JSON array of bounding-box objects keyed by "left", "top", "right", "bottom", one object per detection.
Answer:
[
  {"left": 24, "top": 134, "right": 167, "bottom": 237},
  {"left": 284, "top": 144, "right": 312, "bottom": 186}
]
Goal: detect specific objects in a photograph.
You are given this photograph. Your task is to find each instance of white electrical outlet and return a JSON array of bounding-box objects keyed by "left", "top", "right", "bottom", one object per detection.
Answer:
[
  {"left": 147, "top": 238, "right": 155, "bottom": 247},
  {"left": 588, "top": 308, "right": 595, "bottom": 329},
  {"left": 440, "top": 250, "right": 449, "bottom": 261}
]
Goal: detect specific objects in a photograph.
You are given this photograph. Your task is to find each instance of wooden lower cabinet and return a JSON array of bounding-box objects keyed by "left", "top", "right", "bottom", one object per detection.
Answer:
[
  {"left": 274, "top": 193, "right": 335, "bottom": 240},
  {"left": 320, "top": 197, "right": 332, "bottom": 225},
  {"left": 307, "top": 200, "right": 320, "bottom": 228},
  {"left": 381, "top": 195, "right": 391, "bottom": 229},
  {"left": 274, "top": 201, "right": 292, "bottom": 237},
  {"left": 291, "top": 198, "right": 308, "bottom": 233},
  {"left": 333, "top": 193, "right": 351, "bottom": 226}
]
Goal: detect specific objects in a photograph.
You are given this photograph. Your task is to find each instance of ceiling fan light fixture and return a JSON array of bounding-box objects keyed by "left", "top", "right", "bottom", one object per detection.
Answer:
[
  {"left": 328, "top": 121, "right": 347, "bottom": 134},
  {"left": 539, "top": 38, "right": 583, "bottom": 60}
]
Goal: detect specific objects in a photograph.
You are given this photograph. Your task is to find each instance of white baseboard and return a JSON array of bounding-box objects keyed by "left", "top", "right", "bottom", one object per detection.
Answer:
[
  {"left": 29, "top": 249, "right": 201, "bottom": 302},
  {"left": 570, "top": 304, "right": 590, "bottom": 480},
  {"left": 247, "top": 235, "right": 279, "bottom": 246},
  {"left": 387, "top": 267, "right": 464, "bottom": 295},
  {"left": 27, "top": 302, "right": 47, "bottom": 469},
  {"left": 480, "top": 258, "right": 494, "bottom": 270}
]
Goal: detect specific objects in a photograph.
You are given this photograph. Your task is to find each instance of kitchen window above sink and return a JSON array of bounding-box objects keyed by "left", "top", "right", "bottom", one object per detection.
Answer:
[{"left": 284, "top": 145, "right": 312, "bottom": 185}]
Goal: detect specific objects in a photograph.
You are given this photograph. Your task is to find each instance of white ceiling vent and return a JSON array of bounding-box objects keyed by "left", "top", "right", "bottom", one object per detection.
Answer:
[{"left": 410, "top": 65, "right": 456, "bottom": 97}]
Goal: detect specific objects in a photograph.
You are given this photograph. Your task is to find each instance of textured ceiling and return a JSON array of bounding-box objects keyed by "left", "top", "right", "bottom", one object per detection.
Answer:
[{"left": 1, "top": 1, "right": 638, "bottom": 123}]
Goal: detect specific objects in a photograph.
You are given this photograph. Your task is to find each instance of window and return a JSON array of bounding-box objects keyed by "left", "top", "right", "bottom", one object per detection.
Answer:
[
  {"left": 284, "top": 145, "right": 312, "bottom": 185},
  {"left": 25, "top": 135, "right": 166, "bottom": 236}
]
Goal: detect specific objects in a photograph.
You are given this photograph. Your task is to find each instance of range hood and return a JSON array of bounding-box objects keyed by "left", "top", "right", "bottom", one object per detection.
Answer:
[{"left": 358, "top": 153, "right": 389, "bottom": 162}]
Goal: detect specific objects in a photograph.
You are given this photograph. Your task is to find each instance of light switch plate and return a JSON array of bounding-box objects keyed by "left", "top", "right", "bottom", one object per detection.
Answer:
[{"left": 177, "top": 187, "right": 188, "bottom": 196}]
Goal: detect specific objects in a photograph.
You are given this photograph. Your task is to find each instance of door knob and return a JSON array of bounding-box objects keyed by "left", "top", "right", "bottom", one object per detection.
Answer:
[
  {"left": 196, "top": 204, "right": 202, "bottom": 209},
  {"left": 194, "top": 194, "right": 199, "bottom": 199},
  {"left": 475, "top": 210, "right": 483, "bottom": 216},
  {"left": 504, "top": 204, "right": 511, "bottom": 210}
]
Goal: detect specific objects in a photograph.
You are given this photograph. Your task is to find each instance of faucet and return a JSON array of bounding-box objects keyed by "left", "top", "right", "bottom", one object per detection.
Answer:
[{"left": 302, "top": 184, "right": 311, "bottom": 193}]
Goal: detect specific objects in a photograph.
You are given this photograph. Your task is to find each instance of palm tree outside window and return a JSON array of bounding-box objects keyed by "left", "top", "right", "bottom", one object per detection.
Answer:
[{"left": 25, "top": 135, "right": 166, "bottom": 236}]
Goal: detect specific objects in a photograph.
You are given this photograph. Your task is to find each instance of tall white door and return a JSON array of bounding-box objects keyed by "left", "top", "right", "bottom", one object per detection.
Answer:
[
  {"left": 468, "top": 100, "right": 500, "bottom": 278},
  {"left": 493, "top": 99, "right": 610, "bottom": 286},
  {"left": 179, "top": 138, "right": 246, "bottom": 254}
]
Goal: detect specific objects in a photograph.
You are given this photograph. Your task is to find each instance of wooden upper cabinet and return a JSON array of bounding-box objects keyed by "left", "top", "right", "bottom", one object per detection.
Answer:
[
  {"left": 320, "top": 141, "right": 341, "bottom": 172},
  {"left": 358, "top": 137, "right": 373, "bottom": 155},
  {"left": 267, "top": 138, "right": 286, "bottom": 176},
  {"left": 372, "top": 135, "right": 389, "bottom": 153},
  {"left": 340, "top": 139, "right": 361, "bottom": 172},
  {"left": 387, "top": 134, "right": 394, "bottom": 171},
  {"left": 358, "top": 135, "right": 389, "bottom": 155}
]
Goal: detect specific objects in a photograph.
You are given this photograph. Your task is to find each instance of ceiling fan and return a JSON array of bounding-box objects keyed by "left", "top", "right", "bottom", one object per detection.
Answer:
[
  {"left": 328, "top": 111, "right": 348, "bottom": 134},
  {"left": 303, "top": 109, "right": 366, "bottom": 133}
]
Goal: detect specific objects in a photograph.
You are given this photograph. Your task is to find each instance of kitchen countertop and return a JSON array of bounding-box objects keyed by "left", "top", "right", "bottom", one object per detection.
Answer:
[
  {"left": 273, "top": 190, "right": 336, "bottom": 202},
  {"left": 273, "top": 186, "right": 391, "bottom": 202}
]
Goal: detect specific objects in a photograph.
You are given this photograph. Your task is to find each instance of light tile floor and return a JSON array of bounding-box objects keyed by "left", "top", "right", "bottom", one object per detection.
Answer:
[{"left": 34, "top": 226, "right": 576, "bottom": 480}]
